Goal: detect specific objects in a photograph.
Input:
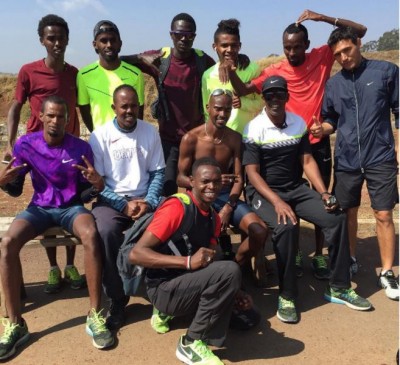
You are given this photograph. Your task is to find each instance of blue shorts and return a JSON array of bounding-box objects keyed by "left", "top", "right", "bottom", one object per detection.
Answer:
[
  {"left": 212, "top": 190, "right": 253, "bottom": 227},
  {"left": 16, "top": 205, "right": 90, "bottom": 235}
]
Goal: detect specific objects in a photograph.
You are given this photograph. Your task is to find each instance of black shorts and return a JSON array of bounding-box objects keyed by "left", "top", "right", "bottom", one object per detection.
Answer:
[
  {"left": 333, "top": 162, "right": 398, "bottom": 210},
  {"left": 311, "top": 137, "right": 332, "bottom": 188}
]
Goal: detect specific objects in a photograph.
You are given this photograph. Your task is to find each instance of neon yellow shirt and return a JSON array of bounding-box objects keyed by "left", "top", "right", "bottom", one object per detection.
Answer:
[
  {"left": 202, "top": 61, "right": 263, "bottom": 135},
  {"left": 77, "top": 60, "right": 144, "bottom": 129}
]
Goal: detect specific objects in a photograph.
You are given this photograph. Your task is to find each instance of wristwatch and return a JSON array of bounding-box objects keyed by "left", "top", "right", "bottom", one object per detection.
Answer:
[{"left": 227, "top": 199, "right": 237, "bottom": 209}]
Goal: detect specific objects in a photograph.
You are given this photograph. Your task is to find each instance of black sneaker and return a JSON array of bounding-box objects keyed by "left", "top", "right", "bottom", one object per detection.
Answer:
[
  {"left": 106, "top": 296, "right": 130, "bottom": 331},
  {"left": 0, "top": 318, "right": 30, "bottom": 360},
  {"left": 378, "top": 270, "right": 399, "bottom": 300}
]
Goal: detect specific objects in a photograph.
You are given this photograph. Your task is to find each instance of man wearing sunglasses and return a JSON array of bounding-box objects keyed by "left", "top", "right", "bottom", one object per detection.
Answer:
[
  {"left": 228, "top": 10, "right": 367, "bottom": 281},
  {"left": 178, "top": 89, "right": 268, "bottom": 287},
  {"left": 243, "top": 75, "right": 371, "bottom": 323},
  {"left": 121, "top": 13, "right": 215, "bottom": 198}
]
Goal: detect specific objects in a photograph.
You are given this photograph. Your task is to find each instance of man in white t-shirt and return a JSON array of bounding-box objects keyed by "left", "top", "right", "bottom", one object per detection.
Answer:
[{"left": 89, "top": 84, "right": 165, "bottom": 331}]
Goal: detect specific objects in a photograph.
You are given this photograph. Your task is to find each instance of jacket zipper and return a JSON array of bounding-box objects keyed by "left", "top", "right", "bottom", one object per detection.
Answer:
[{"left": 352, "top": 72, "right": 364, "bottom": 173}]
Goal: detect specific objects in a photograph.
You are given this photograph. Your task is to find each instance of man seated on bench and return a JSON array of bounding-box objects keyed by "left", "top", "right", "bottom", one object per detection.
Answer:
[
  {"left": 177, "top": 89, "right": 268, "bottom": 286},
  {"left": 88, "top": 84, "right": 165, "bottom": 331},
  {"left": 0, "top": 95, "right": 114, "bottom": 360}
]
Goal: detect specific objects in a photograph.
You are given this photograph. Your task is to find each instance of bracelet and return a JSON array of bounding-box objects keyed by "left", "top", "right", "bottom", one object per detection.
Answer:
[
  {"left": 320, "top": 191, "right": 331, "bottom": 196},
  {"left": 334, "top": 18, "right": 339, "bottom": 26},
  {"left": 186, "top": 256, "right": 191, "bottom": 270}
]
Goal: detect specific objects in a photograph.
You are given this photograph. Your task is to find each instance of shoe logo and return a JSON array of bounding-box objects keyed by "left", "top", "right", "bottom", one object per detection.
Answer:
[
  {"left": 323, "top": 157, "right": 331, "bottom": 162},
  {"left": 62, "top": 159, "right": 73, "bottom": 164},
  {"left": 253, "top": 200, "right": 261, "bottom": 210},
  {"left": 181, "top": 347, "right": 194, "bottom": 360},
  {"left": 366, "top": 81, "right": 374, "bottom": 86}
]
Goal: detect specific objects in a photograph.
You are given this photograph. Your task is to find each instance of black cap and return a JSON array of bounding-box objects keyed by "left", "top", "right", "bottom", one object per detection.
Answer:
[
  {"left": 261, "top": 75, "right": 288, "bottom": 93},
  {"left": 93, "top": 20, "right": 120, "bottom": 40}
]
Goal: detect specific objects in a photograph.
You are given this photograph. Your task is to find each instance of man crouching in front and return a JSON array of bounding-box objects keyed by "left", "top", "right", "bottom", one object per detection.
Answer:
[{"left": 130, "top": 157, "right": 242, "bottom": 365}]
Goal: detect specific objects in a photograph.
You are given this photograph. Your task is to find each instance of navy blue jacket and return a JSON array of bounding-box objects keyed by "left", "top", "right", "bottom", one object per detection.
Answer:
[{"left": 322, "top": 58, "right": 398, "bottom": 172}]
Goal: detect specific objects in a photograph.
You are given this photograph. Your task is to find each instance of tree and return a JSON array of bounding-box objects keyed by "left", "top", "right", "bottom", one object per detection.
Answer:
[
  {"left": 377, "top": 29, "right": 399, "bottom": 51},
  {"left": 361, "top": 40, "right": 378, "bottom": 52}
]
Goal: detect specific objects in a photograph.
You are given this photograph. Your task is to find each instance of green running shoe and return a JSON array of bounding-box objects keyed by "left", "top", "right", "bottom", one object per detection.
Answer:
[
  {"left": 86, "top": 309, "right": 114, "bottom": 349},
  {"left": 151, "top": 307, "right": 173, "bottom": 334},
  {"left": 176, "top": 335, "right": 224, "bottom": 365},
  {"left": 0, "top": 318, "right": 30, "bottom": 360},
  {"left": 44, "top": 267, "right": 62, "bottom": 294}
]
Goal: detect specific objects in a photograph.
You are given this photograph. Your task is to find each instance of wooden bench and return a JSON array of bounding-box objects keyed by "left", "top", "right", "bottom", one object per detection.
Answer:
[{"left": 0, "top": 217, "right": 82, "bottom": 314}]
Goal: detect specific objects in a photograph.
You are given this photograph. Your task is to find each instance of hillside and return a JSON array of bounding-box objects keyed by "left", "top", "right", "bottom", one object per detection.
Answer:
[{"left": 0, "top": 50, "right": 398, "bottom": 139}]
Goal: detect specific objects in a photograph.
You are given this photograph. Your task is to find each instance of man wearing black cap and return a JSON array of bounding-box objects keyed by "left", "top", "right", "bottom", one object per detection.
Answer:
[
  {"left": 242, "top": 75, "right": 371, "bottom": 323},
  {"left": 77, "top": 20, "right": 145, "bottom": 132}
]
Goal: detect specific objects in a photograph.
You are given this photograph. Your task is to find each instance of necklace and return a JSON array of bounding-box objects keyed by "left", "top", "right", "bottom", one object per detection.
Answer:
[{"left": 204, "top": 123, "right": 226, "bottom": 145}]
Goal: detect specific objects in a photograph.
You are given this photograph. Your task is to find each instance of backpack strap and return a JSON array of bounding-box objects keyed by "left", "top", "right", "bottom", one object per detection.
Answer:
[{"left": 165, "top": 192, "right": 217, "bottom": 256}]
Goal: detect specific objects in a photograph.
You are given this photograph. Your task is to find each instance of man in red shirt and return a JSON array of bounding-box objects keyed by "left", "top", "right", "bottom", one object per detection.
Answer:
[
  {"left": 4, "top": 14, "right": 84, "bottom": 295},
  {"left": 129, "top": 157, "right": 242, "bottom": 365},
  {"left": 229, "top": 9, "right": 367, "bottom": 279}
]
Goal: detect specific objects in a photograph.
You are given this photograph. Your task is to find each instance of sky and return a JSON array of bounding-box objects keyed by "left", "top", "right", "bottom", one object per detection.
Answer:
[{"left": 1, "top": 0, "right": 398, "bottom": 74}]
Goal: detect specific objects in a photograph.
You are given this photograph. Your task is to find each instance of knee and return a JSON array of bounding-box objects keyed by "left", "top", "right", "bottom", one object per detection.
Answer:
[
  {"left": 248, "top": 222, "right": 268, "bottom": 246},
  {"left": 373, "top": 210, "right": 393, "bottom": 225},
  {"left": 0, "top": 236, "right": 20, "bottom": 261},
  {"left": 79, "top": 225, "right": 99, "bottom": 248},
  {"left": 222, "top": 261, "right": 242, "bottom": 290}
]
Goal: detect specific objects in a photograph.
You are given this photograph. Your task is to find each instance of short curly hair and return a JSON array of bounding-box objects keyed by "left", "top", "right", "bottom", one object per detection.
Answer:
[
  {"left": 38, "top": 14, "right": 69, "bottom": 38},
  {"left": 283, "top": 23, "right": 309, "bottom": 43},
  {"left": 171, "top": 13, "right": 196, "bottom": 31}
]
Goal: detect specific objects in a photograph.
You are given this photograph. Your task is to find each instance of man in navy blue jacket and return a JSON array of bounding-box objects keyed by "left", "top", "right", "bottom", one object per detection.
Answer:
[{"left": 311, "top": 26, "right": 399, "bottom": 301}]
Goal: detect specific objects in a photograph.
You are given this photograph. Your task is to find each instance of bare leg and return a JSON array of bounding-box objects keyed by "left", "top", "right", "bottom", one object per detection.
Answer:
[
  {"left": 347, "top": 206, "right": 359, "bottom": 258},
  {"left": 65, "top": 245, "right": 76, "bottom": 266},
  {"left": 314, "top": 225, "right": 325, "bottom": 256},
  {"left": 45, "top": 247, "right": 58, "bottom": 267},
  {"left": 374, "top": 209, "right": 395, "bottom": 271},
  {"left": 0, "top": 219, "right": 37, "bottom": 324},
  {"left": 72, "top": 213, "right": 102, "bottom": 311}
]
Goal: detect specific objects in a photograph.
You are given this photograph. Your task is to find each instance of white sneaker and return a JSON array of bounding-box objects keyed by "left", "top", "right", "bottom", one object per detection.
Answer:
[{"left": 378, "top": 270, "right": 399, "bottom": 300}]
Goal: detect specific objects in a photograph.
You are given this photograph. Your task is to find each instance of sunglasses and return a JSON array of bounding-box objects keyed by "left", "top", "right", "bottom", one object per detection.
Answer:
[
  {"left": 210, "top": 89, "right": 233, "bottom": 98},
  {"left": 170, "top": 31, "right": 196, "bottom": 41},
  {"left": 263, "top": 90, "right": 287, "bottom": 101}
]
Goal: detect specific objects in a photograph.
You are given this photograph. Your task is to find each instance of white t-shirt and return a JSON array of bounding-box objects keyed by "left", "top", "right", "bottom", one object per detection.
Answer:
[{"left": 89, "top": 119, "right": 165, "bottom": 198}]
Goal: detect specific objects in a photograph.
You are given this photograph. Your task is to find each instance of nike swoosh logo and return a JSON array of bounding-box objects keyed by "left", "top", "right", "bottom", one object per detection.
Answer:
[
  {"left": 270, "top": 80, "right": 278, "bottom": 84},
  {"left": 367, "top": 82, "right": 374, "bottom": 86},
  {"left": 111, "top": 138, "right": 121, "bottom": 144},
  {"left": 323, "top": 158, "right": 331, "bottom": 162},
  {"left": 62, "top": 159, "right": 73, "bottom": 164}
]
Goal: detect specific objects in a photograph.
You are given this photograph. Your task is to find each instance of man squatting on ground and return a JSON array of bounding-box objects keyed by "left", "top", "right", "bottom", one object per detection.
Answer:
[
  {"left": 0, "top": 96, "right": 114, "bottom": 360},
  {"left": 130, "top": 157, "right": 242, "bottom": 365},
  {"left": 242, "top": 75, "right": 372, "bottom": 324}
]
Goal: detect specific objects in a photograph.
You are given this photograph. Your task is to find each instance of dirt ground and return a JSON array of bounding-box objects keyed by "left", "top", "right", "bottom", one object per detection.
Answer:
[{"left": 0, "top": 144, "right": 399, "bottom": 365}]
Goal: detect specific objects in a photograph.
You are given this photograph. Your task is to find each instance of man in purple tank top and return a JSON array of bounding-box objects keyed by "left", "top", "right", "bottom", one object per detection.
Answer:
[{"left": 0, "top": 96, "right": 114, "bottom": 360}]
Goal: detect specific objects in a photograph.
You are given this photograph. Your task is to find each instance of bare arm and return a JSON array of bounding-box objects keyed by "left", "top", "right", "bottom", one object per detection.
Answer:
[
  {"left": 129, "top": 230, "right": 216, "bottom": 271},
  {"left": 6, "top": 101, "right": 23, "bottom": 158},
  {"left": 228, "top": 66, "right": 258, "bottom": 97},
  {"left": 245, "top": 164, "right": 297, "bottom": 225},
  {"left": 78, "top": 105, "right": 94, "bottom": 133},
  {"left": 177, "top": 133, "right": 197, "bottom": 189},
  {"left": 296, "top": 9, "right": 367, "bottom": 38}
]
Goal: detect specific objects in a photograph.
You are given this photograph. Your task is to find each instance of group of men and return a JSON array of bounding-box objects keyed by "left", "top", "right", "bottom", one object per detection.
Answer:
[{"left": 0, "top": 8, "right": 398, "bottom": 365}]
